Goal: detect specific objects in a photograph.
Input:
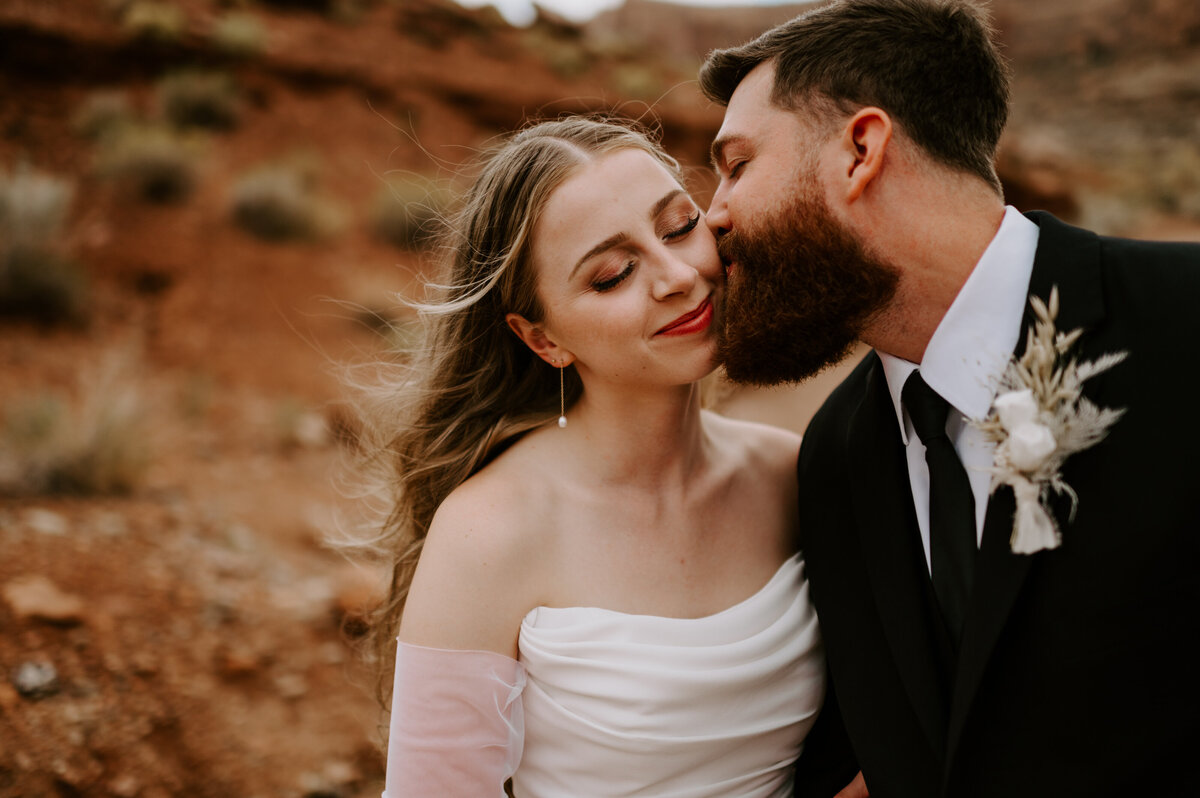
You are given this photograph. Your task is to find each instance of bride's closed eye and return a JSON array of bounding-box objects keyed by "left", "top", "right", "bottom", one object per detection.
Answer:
[
  {"left": 592, "top": 261, "right": 636, "bottom": 293},
  {"left": 664, "top": 212, "right": 701, "bottom": 241}
]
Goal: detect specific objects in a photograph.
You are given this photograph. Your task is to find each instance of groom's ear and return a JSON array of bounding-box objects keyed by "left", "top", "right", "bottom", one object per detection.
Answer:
[{"left": 838, "top": 107, "right": 892, "bottom": 204}]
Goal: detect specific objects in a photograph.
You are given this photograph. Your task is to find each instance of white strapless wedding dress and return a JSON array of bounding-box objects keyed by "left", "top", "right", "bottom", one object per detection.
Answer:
[{"left": 512, "top": 553, "right": 825, "bottom": 798}]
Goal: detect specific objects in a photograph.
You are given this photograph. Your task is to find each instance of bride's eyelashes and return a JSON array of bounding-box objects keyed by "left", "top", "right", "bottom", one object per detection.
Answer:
[
  {"left": 589, "top": 210, "right": 701, "bottom": 293},
  {"left": 664, "top": 212, "right": 701, "bottom": 240},
  {"left": 593, "top": 261, "right": 636, "bottom": 293}
]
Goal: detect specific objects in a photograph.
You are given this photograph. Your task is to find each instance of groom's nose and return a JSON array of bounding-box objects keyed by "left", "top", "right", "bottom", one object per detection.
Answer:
[{"left": 706, "top": 181, "right": 731, "bottom": 238}]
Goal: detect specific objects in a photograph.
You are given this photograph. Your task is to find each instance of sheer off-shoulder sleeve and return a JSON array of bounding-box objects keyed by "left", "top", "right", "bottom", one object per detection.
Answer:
[{"left": 382, "top": 641, "right": 526, "bottom": 798}]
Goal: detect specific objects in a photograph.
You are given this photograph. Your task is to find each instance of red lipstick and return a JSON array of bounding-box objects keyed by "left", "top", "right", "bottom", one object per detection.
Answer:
[{"left": 656, "top": 297, "right": 714, "bottom": 337}]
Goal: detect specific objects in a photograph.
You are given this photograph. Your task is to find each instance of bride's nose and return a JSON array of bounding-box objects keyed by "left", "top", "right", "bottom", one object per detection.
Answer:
[{"left": 651, "top": 250, "right": 698, "bottom": 301}]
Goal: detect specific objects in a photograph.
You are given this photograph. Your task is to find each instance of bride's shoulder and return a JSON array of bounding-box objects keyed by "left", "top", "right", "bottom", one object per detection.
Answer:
[
  {"left": 404, "top": 442, "right": 555, "bottom": 654},
  {"left": 703, "top": 410, "right": 802, "bottom": 476},
  {"left": 428, "top": 429, "right": 564, "bottom": 561},
  {"left": 433, "top": 443, "right": 551, "bottom": 550}
]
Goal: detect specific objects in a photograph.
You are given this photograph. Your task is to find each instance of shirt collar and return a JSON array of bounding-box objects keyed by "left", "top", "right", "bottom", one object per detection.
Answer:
[{"left": 879, "top": 206, "right": 1040, "bottom": 444}]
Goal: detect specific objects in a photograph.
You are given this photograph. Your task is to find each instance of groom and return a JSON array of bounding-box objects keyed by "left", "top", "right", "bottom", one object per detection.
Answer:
[{"left": 700, "top": 0, "right": 1200, "bottom": 796}]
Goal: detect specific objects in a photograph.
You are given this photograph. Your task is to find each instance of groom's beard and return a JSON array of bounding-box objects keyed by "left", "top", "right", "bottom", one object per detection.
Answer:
[{"left": 716, "top": 183, "right": 899, "bottom": 386}]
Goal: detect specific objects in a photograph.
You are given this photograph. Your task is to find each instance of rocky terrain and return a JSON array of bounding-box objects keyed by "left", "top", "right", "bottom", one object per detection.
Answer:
[{"left": 1, "top": 1, "right": 1197, "bottom": 796}]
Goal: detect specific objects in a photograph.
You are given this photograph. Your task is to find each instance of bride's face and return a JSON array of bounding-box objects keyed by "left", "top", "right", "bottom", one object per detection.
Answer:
[{"left": 527, "top": 148, "right": 724, "bottom": 388}]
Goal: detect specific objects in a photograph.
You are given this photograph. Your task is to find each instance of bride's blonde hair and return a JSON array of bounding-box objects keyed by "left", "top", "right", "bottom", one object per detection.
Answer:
[{"left": 352, "top": 117, "right": 682, "bottom": 701}]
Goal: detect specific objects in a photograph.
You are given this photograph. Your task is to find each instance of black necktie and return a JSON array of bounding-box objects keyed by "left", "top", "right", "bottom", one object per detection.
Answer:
[{"left": 903, "top": 371, "right": 976, "bottom": 648}]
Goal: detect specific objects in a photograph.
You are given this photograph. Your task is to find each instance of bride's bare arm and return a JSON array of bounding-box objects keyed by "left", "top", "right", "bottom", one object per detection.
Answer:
[{"left": 399, "top": 474, "right": 545, "bottom": 658}]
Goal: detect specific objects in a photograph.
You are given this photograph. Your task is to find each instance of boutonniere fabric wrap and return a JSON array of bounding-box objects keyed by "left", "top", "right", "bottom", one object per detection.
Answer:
[{"left": 974, "top": 287, "right": 1127, "bottom": 555}]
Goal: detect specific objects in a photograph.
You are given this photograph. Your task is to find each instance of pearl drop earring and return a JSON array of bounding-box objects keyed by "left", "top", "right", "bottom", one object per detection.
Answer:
[{"left": 557, "top": 360, "right": 567, "bottom": 428}]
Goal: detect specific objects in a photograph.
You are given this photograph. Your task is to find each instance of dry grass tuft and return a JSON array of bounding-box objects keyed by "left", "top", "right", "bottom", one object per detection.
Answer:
[
  {"left": 0, "top": 162, "right": 89, "bottom": 326},
  {"left": 94, "top": 121, "right": 202, "bottom": 203},
  {"left": 0, "top": 356, "right": 151, "bottom": 496},
  {"left": 371, "top": 175, "right": 452, "bottom": 250},
  {"left": 231, "top": 159, "right": 341, "bottom": 243}
]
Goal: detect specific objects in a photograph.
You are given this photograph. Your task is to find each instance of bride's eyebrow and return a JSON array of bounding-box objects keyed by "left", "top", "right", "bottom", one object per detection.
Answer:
[
  {"left": 567, "top": 188, "right": 688, "bottom": 280},
  {"left": 650, "top": 188, "right": 687, "bottom": 219},
  {"left": 569, "top": 231, "right": 630, "bottom": 280}
]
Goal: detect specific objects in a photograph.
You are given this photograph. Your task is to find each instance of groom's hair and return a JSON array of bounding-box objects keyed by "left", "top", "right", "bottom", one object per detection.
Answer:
[{"left": 699, "top": 0, "right": 1010, "bottom": 193}]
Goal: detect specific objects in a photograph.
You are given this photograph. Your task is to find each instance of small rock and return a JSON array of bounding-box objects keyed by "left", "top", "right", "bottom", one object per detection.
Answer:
[
  {"left": 332, "top": 564, "right": 386, "bottom": 621},
  {"left": 108, "top": 773, "right": 141, "bottom": 798},
  {"left": 24, "top": 508, "right": 67, "bottom": 536},
  {"left": 130, "top": 650, "right": 160, "bottom": 677},
  {"left": 2, "top": 575, "right": 86, "bottom": 625},
  {"left": 216, "top": 646, "right": 262, "bottom": 678},
  {"left": 13, "top": 661, "right": 59, "bottom": 699},
  {"left": 298, "top": 769, "right": 344, "bottom": 798},
  {"left": 92, "top": 511, "right": 128, "bottom": 537},
  {"left": 322, "top": 759, "right": 359, "bottom": 786},
  {"left": 318, "top": 641, "right": 345, "bottom": 665},
  {"left": 295, "top": 411, "right": 329, "bottom": 448},
  {"left": 0, "top": 681, "right": 19, "bottom": 709},
  {"left": 274, "top": 672, "right": 308, "bottom": 699}
]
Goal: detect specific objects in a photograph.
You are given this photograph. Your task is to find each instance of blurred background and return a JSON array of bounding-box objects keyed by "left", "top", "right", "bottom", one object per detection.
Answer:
[{"left": 0, "top": 0, "right": 1197, "bottom": 795}]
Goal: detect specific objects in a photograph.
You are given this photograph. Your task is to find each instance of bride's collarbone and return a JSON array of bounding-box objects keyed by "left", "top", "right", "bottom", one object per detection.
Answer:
[{"left": 538, "top": 502, "right": 789, "bottom": 617}]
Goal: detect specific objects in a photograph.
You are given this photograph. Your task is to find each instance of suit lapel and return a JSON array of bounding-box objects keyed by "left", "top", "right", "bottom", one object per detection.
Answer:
[
  {"left": 946, "top": 211, "right": 1109, "bottom": 762},
  {"left": 848, "top": 354, "right": 950, "bottom": 756}
]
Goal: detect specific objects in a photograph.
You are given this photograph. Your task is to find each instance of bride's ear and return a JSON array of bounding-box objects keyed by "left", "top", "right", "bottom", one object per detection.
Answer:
[{"left": 505, "top": 313, "right": 574, "bottom": 367}]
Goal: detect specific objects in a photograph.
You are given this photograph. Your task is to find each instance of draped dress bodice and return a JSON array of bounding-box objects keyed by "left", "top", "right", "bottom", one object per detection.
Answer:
[{"left": 512, "top": 553, "right": 824, "bottom": 798}]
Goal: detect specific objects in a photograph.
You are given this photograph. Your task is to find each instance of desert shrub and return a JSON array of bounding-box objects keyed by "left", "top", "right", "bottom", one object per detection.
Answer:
[
  {"left": 1148, "top": 144, "right": 1200, "bottom": 219},
  {"left": 0, "top": 361, "right": 150, "bottom": 496},
  {"left": 380, "top": 316, "right": 423, "bottom": 356},
  {"left": 397, "top": 0, "right": 504, "bottom": 48},
  {"left": 371, "top": 175, "right": 451, "bottom": 250},
  {"left": 523, "top": 28, "right": 591, "bottom": 79},
  {"left": 73, "top": 91, "right": 135, "bottom": 140},
  {"left": 119, "top": 1, "right": 187, "bottom": 42},
  {"left": 230, "top": 160, "right": 339, "bottom": 242},
  {"left": 584, "top": 32, "right": 640, "bottom": 62},
  {"left": 353, "top": 305, "right": 423, "bottom": 356},
  {"left": 0, "top": 163, "right": 89, "bottom": 326},
  {"left": 0, "top": 162, "right": 73, "bottom": 247},
  {"left": 0, "top": 249, "right": 89, "bottom": 326},
  {"left": 95, "top": 122, "right": 201, "bottom": 202},
  {"left": 157, "top": 70, "right": 241, "bottom": 130},
  {"left": 612, "top": 64, "right": 665, "bottom": 102},
  {"left": 210, "top": 12, "right": 268, "bottom": 57},
  {"left": 178, "top": 372, "right": 215, "bottom": 421},
  {"left": 274, "top": 398, "right": 330, "bottom": 451},
  {"left": 256, "top": 0, "right": 336, "bottom": 13}
]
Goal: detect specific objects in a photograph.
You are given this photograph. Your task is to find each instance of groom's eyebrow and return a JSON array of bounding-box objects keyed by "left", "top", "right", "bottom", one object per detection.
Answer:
[{"left": 710, "top": 134, "right": 744, "bottom": 174}]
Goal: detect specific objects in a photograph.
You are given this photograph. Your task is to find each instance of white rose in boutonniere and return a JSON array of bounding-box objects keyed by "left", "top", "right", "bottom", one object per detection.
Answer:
[{"left": 974, "top": 287, "right": 1127, "bottom": 554}]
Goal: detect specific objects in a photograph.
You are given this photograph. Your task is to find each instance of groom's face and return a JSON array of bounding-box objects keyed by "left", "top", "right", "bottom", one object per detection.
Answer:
[{"left": 708, "top": 63, "right": 899, "bottom": 386}]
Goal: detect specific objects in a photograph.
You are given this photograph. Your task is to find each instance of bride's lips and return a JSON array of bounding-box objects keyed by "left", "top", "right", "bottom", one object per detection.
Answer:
[{"left": 656, "top": 296, "right": 714, "bottom": 337}]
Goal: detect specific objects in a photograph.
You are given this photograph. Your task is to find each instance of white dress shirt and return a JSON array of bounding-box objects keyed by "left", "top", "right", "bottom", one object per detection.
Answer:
[{"left": 878, "top": 206, "right": 1040, "bottom": 572}]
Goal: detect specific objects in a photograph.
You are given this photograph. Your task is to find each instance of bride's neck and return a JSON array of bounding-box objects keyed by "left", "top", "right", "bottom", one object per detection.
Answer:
[{"left": 562, "top": 383, "right": 709, "bottom": 488}]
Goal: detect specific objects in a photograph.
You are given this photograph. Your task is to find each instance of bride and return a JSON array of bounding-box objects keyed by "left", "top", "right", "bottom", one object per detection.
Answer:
[{"left": 360, "top": 117, "right": 835, "bottom": 796}]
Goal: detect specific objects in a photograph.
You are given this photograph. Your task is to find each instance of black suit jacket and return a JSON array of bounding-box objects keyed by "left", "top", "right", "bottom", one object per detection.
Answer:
[{"left": 792, "top": 212, "right": 1200, "bottom": 798}]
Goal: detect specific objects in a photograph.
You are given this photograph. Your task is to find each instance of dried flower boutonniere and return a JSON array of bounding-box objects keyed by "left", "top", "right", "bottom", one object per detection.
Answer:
[{"left": 975, "top": 287, "right": 1127, "bottom": 554}]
